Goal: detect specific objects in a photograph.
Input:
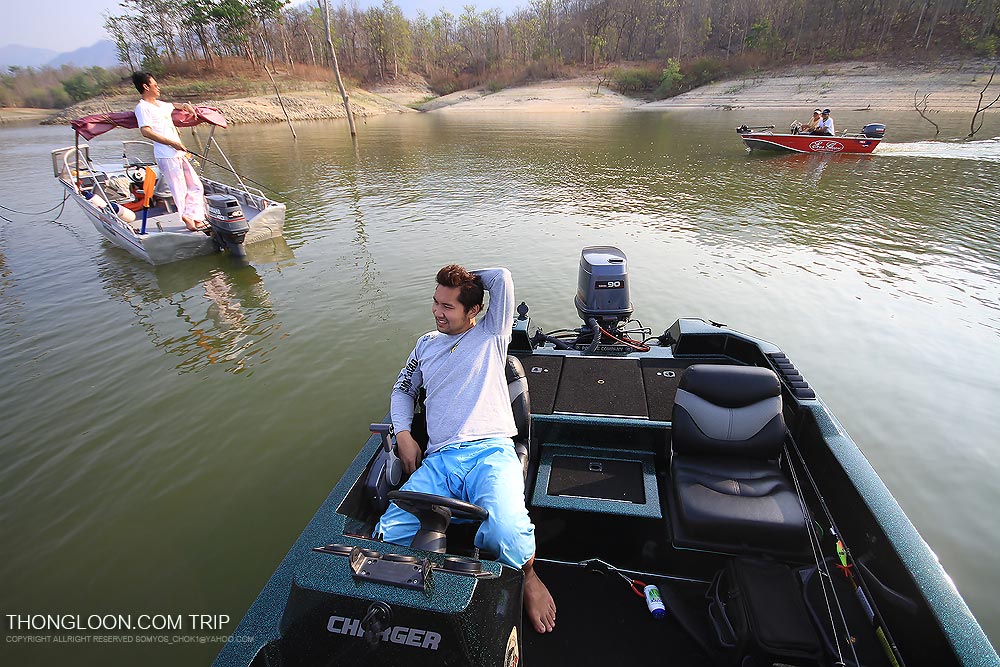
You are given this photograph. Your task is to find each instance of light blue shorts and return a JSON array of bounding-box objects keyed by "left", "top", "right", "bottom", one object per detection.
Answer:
[{"left": 374, "top": 437, "right": 535, "bottom": 568}]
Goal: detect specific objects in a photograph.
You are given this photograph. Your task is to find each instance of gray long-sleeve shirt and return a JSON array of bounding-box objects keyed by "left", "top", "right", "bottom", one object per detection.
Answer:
[{"left": 390, "top": 268, "right": 516, "bottom": 455}]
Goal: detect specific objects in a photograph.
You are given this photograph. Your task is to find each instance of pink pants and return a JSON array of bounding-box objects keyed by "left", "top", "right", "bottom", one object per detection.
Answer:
[{"left": 156, "top": 157, "right": 205, "bottom": 222}]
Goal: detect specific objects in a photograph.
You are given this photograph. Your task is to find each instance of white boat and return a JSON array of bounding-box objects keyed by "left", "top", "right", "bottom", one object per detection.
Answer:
[{"left": 51, "top": 107, "right": 285, "bottom": 264}]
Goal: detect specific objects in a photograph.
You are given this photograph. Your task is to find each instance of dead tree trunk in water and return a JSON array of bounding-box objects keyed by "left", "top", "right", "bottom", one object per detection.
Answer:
[
  {"left": 260, "top": 34, "right": 297, "bottom": 141},
  {"left": 969, "top": 65, "right": 999, "bottom": 138},
  {"left": 321, "top": 0, "right": 357, "bottom": 137},
  {"left": 914, "top": 91, "right": 940, "bottom": 137}
]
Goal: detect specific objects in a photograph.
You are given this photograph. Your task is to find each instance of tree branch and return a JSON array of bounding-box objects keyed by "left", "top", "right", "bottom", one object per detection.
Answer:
[
  {"left": 913, "top": 91, "right": 939, "bottom": 137},
  {"left": 969, "top": 64, "right": 998, "bottom": 138}
]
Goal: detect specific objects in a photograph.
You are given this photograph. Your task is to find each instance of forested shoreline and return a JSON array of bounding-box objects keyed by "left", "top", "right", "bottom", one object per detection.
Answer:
[
  {"left": 3, "top": 0, "right": 998, "bottom": 109},
  {"left": 104, "top": 0, "right": 999, "bottom": 88}
]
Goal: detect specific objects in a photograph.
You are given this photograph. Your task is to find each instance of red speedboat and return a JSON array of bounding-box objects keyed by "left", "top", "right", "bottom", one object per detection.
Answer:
[{"left": 736, "top": 123, "right": 885, "bottom": 154}]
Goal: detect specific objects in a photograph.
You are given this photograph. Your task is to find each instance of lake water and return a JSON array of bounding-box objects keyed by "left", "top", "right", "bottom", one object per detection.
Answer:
[{"left": 1, "top": 108, "right": 998, "bottom": 663}]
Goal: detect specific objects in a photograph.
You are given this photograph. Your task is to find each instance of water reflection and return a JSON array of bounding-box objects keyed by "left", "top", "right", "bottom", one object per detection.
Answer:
[
  {"left": 95, "top": 239, "right": 293, "bottom": 374},
  {"left": 345, "top": 162, "right": 389, "bottom": 322}
]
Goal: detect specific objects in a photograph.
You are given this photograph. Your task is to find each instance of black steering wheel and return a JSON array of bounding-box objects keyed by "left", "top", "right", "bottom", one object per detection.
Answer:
[
  {"left": 387, "top": 490, "right": 488, "bottom": 553},
  {"left": 388, "top": 490, "right": 488, "bottom": 521},
  {"left": 125, "top": 164, "right": 146, "bottom": 183}
]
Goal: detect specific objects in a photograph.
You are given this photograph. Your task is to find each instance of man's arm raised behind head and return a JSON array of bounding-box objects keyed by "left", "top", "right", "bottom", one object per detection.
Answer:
[{"left": 473, "top": 267, "right": 514, "bottom": 336}]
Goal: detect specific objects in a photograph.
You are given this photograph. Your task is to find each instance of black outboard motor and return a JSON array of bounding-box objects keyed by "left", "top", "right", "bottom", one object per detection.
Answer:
[
  {"left": 575, "top": 246, "right": 633, "bottom": 330},
  {"left": 206, "top": 194, "right": 250, "bottom": 258},
  {"left": 862, "top": 123, "right": 886, "bottom": 139}
]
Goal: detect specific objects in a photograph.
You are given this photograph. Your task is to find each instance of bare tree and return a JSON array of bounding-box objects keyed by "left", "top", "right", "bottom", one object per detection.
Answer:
[
  {"left": 913, "top": 91, "right": 940, "bottom": 137},
  {"left": 969, "top": 65, "right": 999, "bottom": 138},
  {"left": 321, "top": 0, "right": 357, "bottom": 137}
]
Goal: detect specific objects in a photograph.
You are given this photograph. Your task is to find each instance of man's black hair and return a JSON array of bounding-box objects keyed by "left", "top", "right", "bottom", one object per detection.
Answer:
[{"left": 132, "top": 71, "right": 153, "bottom": 94}]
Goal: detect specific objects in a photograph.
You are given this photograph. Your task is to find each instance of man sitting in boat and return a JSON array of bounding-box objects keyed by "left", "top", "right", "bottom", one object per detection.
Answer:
[
  {"left": 803, "top": 109, "right": 823, "bottom": 133},
  {"left": 814, "top": 108, "right": 836, "bottom": 136},
  {"left": 132, "top": 71, "right": 208, "bottom": 233},
  {"left": 375, "top": 265, "right": 557, "bottom": 635}
]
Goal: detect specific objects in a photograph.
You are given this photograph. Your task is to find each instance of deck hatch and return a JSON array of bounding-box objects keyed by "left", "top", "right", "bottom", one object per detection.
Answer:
[
  {"left": 531, "top": 444, "right": 661, "bottom": 518},
  {"left": 553, "top": 357, "right": 647, "bottom": 418},
  {"left": 547, "top": 455, "right": 645, "bottom": 503}
]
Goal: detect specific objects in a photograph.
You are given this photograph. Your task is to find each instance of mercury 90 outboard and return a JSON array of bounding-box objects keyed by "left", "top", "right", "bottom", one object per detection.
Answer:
[{"left": 206, "top": 193, "right": 251, "bottom": 258}]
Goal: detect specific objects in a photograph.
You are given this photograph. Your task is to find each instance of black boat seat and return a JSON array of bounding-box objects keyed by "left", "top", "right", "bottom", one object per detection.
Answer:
[
  {"left": 506, "top": 356, "right": 532, "bottom": 477},
  {"left": 668, "top": 364, "right": 809, "bottom": 557},
  {"left": 364, "top": 355, "right": 532, "bottom": 520}
]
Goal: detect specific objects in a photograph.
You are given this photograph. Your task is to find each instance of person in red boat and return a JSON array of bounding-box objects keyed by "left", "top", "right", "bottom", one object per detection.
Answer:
[
  {"left": 132, "top": 71, "right": 207, "bottom": 233},
  {"left": 802, "top": 109, "right": 822, "bottom": 133},
  {"left": 814, "top": 108, "right": 836, "bottom": 136}
]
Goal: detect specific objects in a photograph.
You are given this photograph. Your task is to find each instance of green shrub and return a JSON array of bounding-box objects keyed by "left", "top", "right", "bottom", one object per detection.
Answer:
[
  {"left": 487, "top": 79, "right": 503, "bottom": 93},
  {"left": 972, "top": 36, "right": 997, "bottom": 58},
  {"left": 613, "top": 66, "right": 660, "bottom": 94},
  {"left": 684, "top": 57, "right": 725, "bottom": 87}
]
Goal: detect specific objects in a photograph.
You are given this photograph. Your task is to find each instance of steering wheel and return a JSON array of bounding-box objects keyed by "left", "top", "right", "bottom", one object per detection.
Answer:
[
  {"left": 388, "top": 490, "right": 488, "bottom": 521},
  {"left": 387, "top": 490, "right": 488, "bottom": 553},
  {"left": 125, "top": 164, "right": 146, "bottom": 184}
]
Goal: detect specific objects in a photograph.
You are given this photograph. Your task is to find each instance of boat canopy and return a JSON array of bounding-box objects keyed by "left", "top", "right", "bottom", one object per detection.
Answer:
[{"left": 69, "top": 106, "right": 227, "bottom": 140}]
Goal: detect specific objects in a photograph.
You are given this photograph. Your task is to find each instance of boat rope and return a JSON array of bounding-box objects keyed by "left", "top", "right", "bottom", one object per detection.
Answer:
[
  {"left": 0, "top": 191, "right": 69, "bottom": 225},
  {"left": 0, "top": 198, "right": 68, "bottom": 216},
  {"left": 785, "top": 431, "right": 906, "bottom": 667}
]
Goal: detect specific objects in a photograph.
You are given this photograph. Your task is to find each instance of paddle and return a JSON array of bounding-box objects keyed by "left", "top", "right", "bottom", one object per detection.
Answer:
[{"left": 139, "top": 167, "right": 156, "bottom": 235}]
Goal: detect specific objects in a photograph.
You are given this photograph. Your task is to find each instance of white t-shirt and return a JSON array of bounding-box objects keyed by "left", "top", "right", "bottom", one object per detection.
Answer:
[
  {"left": 817, "top": 117, "right": 835, "bottom": 135},
  {"left": 135, "top": 99, "right": 183, "bottom": 159}
]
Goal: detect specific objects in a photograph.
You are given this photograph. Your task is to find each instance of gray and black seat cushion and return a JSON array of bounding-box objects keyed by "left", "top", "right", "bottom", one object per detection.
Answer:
[
  {"left": 668, "top": 364, "right": 809, "bottom": 557},
  {"left": 506, "top": 355, "right": 531, "bottom": 478}
]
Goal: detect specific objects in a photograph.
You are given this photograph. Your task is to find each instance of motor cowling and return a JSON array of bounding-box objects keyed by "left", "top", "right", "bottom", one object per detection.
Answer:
[
  {"left": 862, "top": 123, "right": 886, "bottom": 139},
  {"left": 206, "top": 194, "right": 250, "bottom": 257},
  {"left": 574, "top": 245, "right": 633, "bottom": 328}
]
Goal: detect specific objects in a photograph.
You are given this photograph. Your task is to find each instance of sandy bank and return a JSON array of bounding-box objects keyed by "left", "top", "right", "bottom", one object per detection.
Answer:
[
  {"left": 28, "top": 60, "right": 1000, "bottom": 128},
  {"left": 44, "top": 88, "right": 413, "bottom": 126},
  {"left": 0, "top": 108, "right": 53, "bottom": 123},
  {"left": 421, "top": 75, "right": 642, "bottom": 113},
  {"left": 643, "top": 60, "right": 997, "bottom": 113}
]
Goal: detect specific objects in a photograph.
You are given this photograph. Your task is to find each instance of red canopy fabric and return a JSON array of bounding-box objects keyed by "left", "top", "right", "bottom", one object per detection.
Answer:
[{"left": 69, "top": 106, "right": 228, "bottom": 140}]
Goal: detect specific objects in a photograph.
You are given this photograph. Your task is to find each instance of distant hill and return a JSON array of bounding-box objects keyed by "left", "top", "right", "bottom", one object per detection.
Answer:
[
  {"left": 0, "top": 40, "right": 119, "bottom": 71},
  {"left": 0, "top": 44, "right": 58, "bottom": 70},
  {"left": 46, "top": 40, "right": 119, "bottom": 69}
]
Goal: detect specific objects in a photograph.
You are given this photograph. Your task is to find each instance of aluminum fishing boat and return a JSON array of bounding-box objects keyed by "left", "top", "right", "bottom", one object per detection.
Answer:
[
  {"left": 51, "top": 107, "right": 285, "bottom": 264},
  {"left": 215, "top": 246, "right": 997, "bottom": 667},
  {"left": 737, "top": 123, "right": 886, "bottom": 154}
]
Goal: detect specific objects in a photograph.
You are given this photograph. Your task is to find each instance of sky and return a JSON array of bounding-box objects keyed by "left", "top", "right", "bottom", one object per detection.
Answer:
[{"left": 3, "top": 0, "right": 526, "bottom": 54}]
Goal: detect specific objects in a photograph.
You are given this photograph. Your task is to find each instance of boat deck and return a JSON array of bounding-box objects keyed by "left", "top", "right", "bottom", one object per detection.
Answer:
[{"left": 526, "top": 561, "right": 712, "bottom": 664}]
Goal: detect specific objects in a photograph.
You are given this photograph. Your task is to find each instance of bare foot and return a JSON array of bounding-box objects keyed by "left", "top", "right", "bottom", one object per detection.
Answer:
[
  {"left": 523, "top": 561, "right": 556, "bottom": 633},
  {"left": 181, "top": 215, "right": 200, "bottom": 232}
]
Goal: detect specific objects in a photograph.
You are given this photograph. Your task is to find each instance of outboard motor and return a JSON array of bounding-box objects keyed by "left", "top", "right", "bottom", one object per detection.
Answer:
[
  {"left": 862, "top": 123, "right": 886, "bottom": 139},
  {"left": 206, "top": 194, "right": 250, "bottom": 258},
  {"left": 575, "top": 245, "right": 633, "bottom": 330}
]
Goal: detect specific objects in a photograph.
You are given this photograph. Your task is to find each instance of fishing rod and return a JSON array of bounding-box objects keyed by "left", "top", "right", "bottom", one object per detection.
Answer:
[
  {"left": 785, "top": 442, "right": 859, "bottom": 667},
  {"left": 186, "top": 147, "right": 309, "bottom": 209},
  {"left": 784, "top": 432, "right": 906, "bottom": 667}
]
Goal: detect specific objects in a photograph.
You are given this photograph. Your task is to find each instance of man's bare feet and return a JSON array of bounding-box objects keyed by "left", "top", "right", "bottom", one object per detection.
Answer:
[
  {"left": 181, "top": 215, "right": 208, "bottom": 232},
  {"left": 523, "top": 558, "right": 556, "bottom": 633}
]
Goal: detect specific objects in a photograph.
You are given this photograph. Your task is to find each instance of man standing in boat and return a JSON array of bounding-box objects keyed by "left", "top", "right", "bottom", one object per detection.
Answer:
[
  {"left": 132, "top": 71, "right": 207, "bottom": 233},
  {"left": 376, "top": 264, "right": 557, "bottom": 634}
]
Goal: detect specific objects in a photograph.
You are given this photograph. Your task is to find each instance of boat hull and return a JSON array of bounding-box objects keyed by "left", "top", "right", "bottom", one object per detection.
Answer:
[
  {"left": 740, "top": 132, "right": 881, "bottom": 154},
  {"left": 61, "top": 178, "right": 286, "bottom": 265}
]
